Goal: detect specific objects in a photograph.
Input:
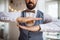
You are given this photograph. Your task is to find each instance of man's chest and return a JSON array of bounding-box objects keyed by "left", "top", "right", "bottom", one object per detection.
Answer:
[{"left": 25, "top": 12, "right": 37, "bottom": 18}]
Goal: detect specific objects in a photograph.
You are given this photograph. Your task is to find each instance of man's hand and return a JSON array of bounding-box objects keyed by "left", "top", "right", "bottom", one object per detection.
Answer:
[
  {"left": 16, "top": 17, "right": 42, "bottom": 23},
  {"left": 17, "top": 24, "right": 41, "bottom": 32},
  {"left": 16, "top": 17, "right": 42, "bottom": 32}
]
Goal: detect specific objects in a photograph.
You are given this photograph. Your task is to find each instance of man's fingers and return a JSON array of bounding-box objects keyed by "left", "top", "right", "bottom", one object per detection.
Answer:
[
  {"left": 16, "top": 17, "right": 42, "bottom": 23},
  {"left": 24, "top": 18, "right": 42, "bottom": 22},
  {"left": 34, "top": 18, "right": 42, "bottom": 20}
]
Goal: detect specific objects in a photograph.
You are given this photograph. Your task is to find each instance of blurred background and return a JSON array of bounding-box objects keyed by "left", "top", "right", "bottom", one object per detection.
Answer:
[{"left": 0, "top": 0, "right": 60, "bottom": 40}]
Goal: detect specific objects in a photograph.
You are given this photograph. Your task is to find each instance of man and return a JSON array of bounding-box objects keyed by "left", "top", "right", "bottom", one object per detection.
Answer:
[
  {"left": 0, "top": 0, "right": 60, "bottom": 40},
  {"left": 16, "top": 0, "right": 44, "bottom": 40},
  {"left": 16, "top": 0, "right": 60, "bottom": 40}
]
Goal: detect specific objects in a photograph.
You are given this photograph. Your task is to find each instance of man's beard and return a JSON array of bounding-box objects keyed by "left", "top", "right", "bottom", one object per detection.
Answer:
[{"left": 26, "top": 2, "right": 36, "bottom": 10}]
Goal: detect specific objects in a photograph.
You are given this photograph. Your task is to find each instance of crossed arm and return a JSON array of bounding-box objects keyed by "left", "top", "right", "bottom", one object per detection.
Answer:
[
  {"left": 16, "top": 17, "right": 42, "bottom": 32},
  {"left": 16, "top": 14, "right": 60, "bottom": 32},
  {"left": 0, "top": 12, "right": 60, "bottom": 32}
]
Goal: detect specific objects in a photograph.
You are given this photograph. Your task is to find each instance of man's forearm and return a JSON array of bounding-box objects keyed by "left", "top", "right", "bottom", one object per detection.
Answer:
[{"left": 17, "top": 25, "right": 41, "bottom": 32}]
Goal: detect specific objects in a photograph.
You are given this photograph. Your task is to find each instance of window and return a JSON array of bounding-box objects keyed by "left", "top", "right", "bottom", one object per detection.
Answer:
[{"left": 45, "top": 1, "right": 58, "bottom": 19}]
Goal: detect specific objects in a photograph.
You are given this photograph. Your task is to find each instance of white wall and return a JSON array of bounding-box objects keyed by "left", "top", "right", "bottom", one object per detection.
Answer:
[
  {"left": 0, "top": 0, "right": 5, "bottom": 12},
  {"left": 46, "top": 0, "right": 58, "bottom": 1},
  {"left": 45, "top": 1, "right": 58, "bottom": 19},
  {"left": 58, "top": 0, "right": 60, "bottom": 19},
  {"left": 37, "top": 0, "right": 45, "bottom": 13},
  {"left": 0, "top": 0, "right": 9, "bottom": 12}
]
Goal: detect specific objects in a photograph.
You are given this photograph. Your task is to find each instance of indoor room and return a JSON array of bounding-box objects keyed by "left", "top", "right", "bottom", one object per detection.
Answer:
[{"left": 0, "top": 0, "right": 60, "bottom": 40}]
